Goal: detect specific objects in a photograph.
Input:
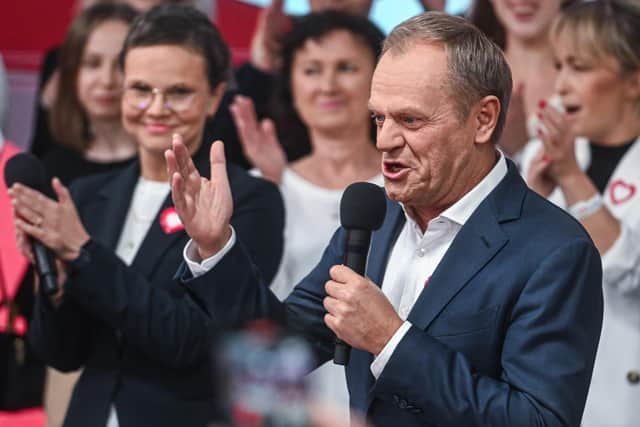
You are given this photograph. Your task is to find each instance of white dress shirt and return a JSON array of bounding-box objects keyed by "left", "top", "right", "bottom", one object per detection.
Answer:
[
  {"left": 108, "top": 178, "right": 170, "bottom": 427},
  {"left": 184, "top": 153, "right": 507, "bottom": 381}
]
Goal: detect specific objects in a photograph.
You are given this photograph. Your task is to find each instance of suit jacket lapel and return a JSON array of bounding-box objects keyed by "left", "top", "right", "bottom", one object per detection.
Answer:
[
  {"left": 367, "top": 199, "right": 405, "bottom": 286},
  {"left": 92, "top": 162, "right": 141, "bottom": 250},
  {"left": 407, "top": 161, "right": 524, "bottom": 331},
  {"left": 129, "top": 195, "right": 185, "bottom": 278},
  {"left": 358, "top": 199, "right": 404, "bottom": 409}
]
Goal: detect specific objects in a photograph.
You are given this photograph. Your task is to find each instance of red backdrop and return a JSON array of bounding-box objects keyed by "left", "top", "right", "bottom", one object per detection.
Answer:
[{"left": 0, "top": 0, "right": 261, "bottom": 71}]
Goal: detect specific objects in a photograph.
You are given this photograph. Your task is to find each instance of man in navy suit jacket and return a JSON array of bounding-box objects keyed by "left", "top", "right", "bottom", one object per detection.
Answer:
[{"left": 168, "top": 12, "right": 603, "bottom": 427}]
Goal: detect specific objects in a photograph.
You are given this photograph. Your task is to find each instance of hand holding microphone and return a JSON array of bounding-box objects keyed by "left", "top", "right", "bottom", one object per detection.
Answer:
[
  {"left": 5, "top": 153, "right": 90, "bottom": 295},
  {"left": 323, "top": 182, "right": 402, "bottom": 365}
]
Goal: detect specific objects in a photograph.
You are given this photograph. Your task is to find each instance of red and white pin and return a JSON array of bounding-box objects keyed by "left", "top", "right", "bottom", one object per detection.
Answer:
[{"left": 159, "top": 207, "right": 184, "bottom": 234}]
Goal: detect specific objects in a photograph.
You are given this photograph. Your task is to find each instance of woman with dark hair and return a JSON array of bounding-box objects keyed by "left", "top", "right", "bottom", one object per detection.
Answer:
[
  {"left": 11, "top": 5, "right": 139, "bottom": 425},
  {"left": 522, "top": 2, "right": 640, "bottom": 424},
  {"left": 229, "top": 11, "right": 383, "bottom": 421},
  {"left": 9, "top": 5, "right": 284, "bottom": 427},
  {"left": 42, "top": 3, "right": 138, "bottom": 186}
]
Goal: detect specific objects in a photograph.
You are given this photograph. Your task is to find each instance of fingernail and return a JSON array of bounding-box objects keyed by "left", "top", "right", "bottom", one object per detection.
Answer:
[
  {"left": 543, "top": 155, "right": 551, "bottom": 163},
  {"left": 538, "top": 99, "right": 546, "bottom": 109}
]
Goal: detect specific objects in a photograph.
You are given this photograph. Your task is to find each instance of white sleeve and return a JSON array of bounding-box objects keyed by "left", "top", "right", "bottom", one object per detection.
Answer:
[
  {"left": 182, "top": 226, "right": 236, "bottom": 278},
  {"left": 370, "top": 321, "right": 412, "bottom": 380},
  {"left": 601, "top": 223, "right": 640, "bottom": 294}
]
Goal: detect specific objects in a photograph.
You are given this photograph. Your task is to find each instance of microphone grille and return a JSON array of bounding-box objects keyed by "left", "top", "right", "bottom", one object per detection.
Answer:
[
  {"left": 4, "top": 153, "right": 53, "bottom": 197},
  {"left": 340, "top": 182, "right": 387, "bottom": 231}
]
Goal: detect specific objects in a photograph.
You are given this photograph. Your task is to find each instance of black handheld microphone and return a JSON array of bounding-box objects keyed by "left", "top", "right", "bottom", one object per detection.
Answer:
[
  {"left": 4, "top": 153, "right": 59, "bottom": 296},
  {"left": 333, "top": 182, "right": 387, "bottom": 366}
]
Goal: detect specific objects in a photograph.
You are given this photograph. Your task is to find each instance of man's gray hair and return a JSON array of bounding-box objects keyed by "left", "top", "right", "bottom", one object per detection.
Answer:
[{"left": 383, "top": 12, "right": 512, "bottom": 144}]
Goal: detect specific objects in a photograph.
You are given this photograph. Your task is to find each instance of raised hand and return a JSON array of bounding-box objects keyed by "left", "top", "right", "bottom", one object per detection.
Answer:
[
  {"left": 9, "top": 177, "right": 90, "bottom": 262},
  {"left": 323, "top": 265, "right": 403, "bottom": 355},
  {"left": 526, "top": 146, "right": 555, "bottom": 198},
  {"left": 249, "top": 0, "right": 290, "bottom": 73},
  {"left": 418, "top": 0, "right": 446, "bottom": 11},
  {"left": 498, "top": 83, "right": 529, "bottom": 157},
  {"left": 165, "top": 134, "right": 233, "bottom": 260},
  {"left": 536, "top": 100, "right": 580, "bottom": 183},
  {"left": 230, "top": 95, "right": 286, "bottom": 183}
]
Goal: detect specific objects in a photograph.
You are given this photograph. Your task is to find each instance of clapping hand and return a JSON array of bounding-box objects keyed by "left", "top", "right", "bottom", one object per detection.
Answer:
[
  {"left": 230, "top": 95, "right": 286, "bottom": 183},
  {"left": 527, "top": 100, "right": 580, "bottom": 195},
  {"left": 165, "top": 134, "right": 233, "bottom": 260},
  {"left": 498, "top": 83, "right": 529, "bottom": 157},
  {"left": 250, "top": 0, "right": 290, "bottom": 73},
  {"left": 9, "top": 178, "right": 89, "bottom": 262}
]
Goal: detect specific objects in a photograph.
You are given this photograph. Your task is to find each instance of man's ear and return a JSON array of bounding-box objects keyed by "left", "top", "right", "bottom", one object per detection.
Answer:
[
  {"left": 205, "top": 82, "right": 228, "bottom": 116},
  {"left": 474, "top": 95, "right": 500, "bottom": 145}
]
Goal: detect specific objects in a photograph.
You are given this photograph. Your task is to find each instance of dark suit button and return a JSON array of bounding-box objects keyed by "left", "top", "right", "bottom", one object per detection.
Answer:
[{"left": 627, "top": 371, "right": 640, "bottom": 384}]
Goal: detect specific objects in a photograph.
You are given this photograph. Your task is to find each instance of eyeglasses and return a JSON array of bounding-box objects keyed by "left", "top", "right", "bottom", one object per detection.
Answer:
[{"left": 123, "top": 85, "right": 197, "bottom": 112}]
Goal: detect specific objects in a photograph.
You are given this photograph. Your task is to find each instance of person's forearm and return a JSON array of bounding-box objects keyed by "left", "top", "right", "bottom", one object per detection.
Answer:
[
  {"left": 557, "top": 172, "right": 621, "bottom": 254},
  {"left": 66, "top": 240, "right": 214, "bottom": 368}
]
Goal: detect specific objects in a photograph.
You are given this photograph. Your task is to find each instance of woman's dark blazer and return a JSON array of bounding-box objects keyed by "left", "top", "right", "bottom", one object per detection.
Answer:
[{"left": 28, "top": 143, "right": 285, "bottom": 427}]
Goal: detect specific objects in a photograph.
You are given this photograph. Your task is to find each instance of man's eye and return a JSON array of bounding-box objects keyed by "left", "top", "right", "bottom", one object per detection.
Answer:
[{"left": 371, "top": 113, "right": 384, "bottom": 125}]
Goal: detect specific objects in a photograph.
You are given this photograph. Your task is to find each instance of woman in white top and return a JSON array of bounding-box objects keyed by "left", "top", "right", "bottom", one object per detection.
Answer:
[
  {"left": 230, "top": 11, "right": 384, "bottom": 422},
  {"left": 523, "top": 2, "right": 640, "bottom": 425}
]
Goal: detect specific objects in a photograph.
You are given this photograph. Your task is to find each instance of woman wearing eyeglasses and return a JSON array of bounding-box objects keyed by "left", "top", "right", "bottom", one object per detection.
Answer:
[{"left": 8, "top": 5, "right": 284, "bottom": 427}]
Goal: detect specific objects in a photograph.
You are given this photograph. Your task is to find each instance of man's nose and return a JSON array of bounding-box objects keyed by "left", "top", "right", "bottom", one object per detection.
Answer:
[{"left": 375, "top": 120, "right": 404, "bottom": 152}]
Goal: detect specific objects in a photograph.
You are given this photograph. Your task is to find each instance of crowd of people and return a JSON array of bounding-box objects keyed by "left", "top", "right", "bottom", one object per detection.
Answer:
[{"left": 1, "top": 0, "right": 639, "bottom": 426}]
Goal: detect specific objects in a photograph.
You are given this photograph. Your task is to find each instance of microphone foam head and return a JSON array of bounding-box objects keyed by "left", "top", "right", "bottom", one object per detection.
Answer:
[
  {"left": 340, "top": 182, "right": 387, "bottom": 231},
  {"left": 4, "top": 153, "right": 54, "bottom": 198}
]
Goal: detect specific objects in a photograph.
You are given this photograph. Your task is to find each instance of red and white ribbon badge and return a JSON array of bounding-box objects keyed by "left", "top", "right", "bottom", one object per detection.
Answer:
[{"left": 159, "top": 207, "right": 184, "bottom": 234}]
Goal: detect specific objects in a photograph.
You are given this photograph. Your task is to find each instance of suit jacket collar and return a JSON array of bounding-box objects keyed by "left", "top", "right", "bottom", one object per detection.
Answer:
[{"left": 95, "top": 161, "right": 140, "bottom": 250}]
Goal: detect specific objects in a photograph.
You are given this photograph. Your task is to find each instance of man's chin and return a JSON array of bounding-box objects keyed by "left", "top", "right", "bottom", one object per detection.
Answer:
[{"left": 383, "top": 185, "right": 407, "bottom": 204}]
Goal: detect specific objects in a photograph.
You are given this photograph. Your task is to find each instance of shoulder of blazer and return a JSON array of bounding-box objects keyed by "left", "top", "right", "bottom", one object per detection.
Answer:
[{"left": 495, "top": 162, "right": 595, "bottom": 247}]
